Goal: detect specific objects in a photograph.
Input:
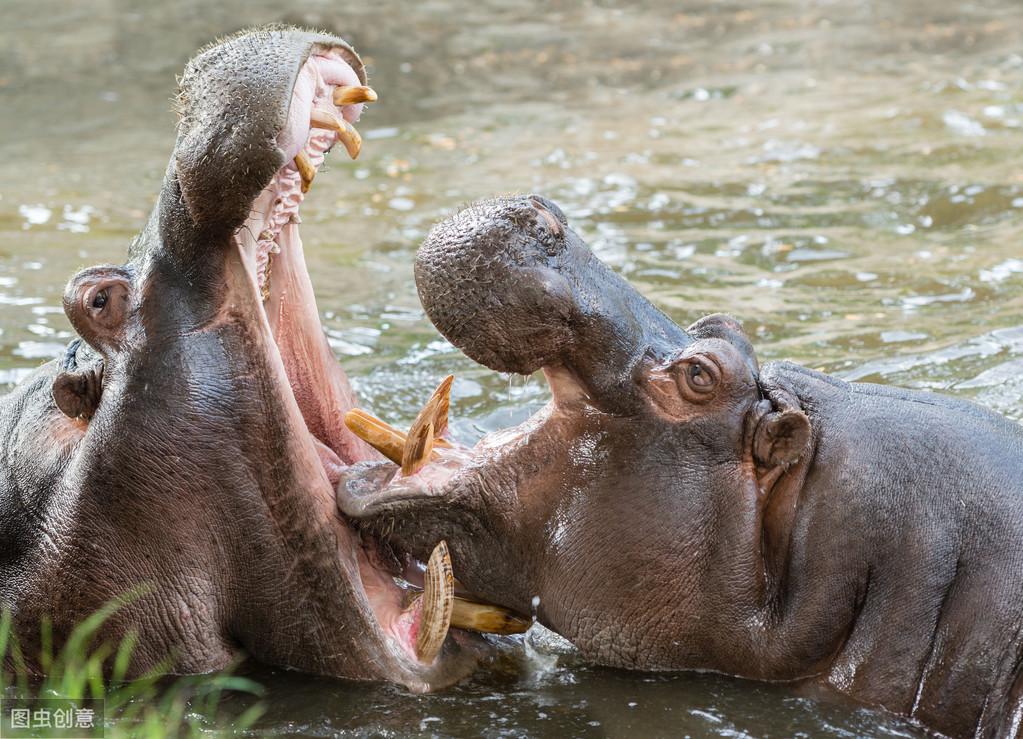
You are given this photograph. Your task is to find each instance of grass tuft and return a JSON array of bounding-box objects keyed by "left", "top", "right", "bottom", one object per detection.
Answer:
[{"left": 1, "top": 593, "right": 264, "bottom": 738}]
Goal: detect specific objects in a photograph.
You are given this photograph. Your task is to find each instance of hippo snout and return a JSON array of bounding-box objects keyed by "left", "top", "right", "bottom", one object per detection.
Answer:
[
  {"left": 415, "top": 195, "right": 689, "bottom": 413},
  {"left": 415, "top": 196, "right": 576, "bottom": 376}
]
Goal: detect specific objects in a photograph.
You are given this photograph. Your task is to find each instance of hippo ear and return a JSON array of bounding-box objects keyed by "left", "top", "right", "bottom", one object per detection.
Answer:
[
  {"left": 753, "top": 408, "right": 810, "bottom": 468},
  {"left": 52, "top": 364, "right": 104, "bottom": 421},
  {"left": 751, "top": 377, "right": 811, "bottom": 469}
]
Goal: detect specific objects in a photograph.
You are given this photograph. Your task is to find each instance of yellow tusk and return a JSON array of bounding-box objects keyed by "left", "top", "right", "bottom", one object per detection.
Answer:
[
  {"left": 401, "top": 421, "right": 434, "bottom": 477},
  {"left": 294, "top": 150, "right": 315, "bottom": 194},
  {"left": 415, "top": 541, "right": 454, "bottom": 663},
  {"left": 450, "top": 598, "right": 530, "bottom": 635},
  {"left": 345, "top": 409, "right": 406, "bottom": 465},
  {"left": 344, "top": 408, "right": 452, "bottom": 468},
  {"left": 333, "top": 85, "right": 378, "bottom": 106},
  {"left": 310, "top": 108, "right": 343, "bottom": 132},
  {"left": 422, "top": 375, "right": 454, "bottom": 439},
  {"left": 309, "top": 109, "right": 362, "bottom": 160},
  {"left": 336, "top": 119, "right": 362, "bottom": 160}
]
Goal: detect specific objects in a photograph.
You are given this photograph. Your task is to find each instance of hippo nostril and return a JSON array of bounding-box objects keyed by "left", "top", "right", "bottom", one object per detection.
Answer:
[
  {"left": 528, "top": 195, "right": 568, "bottom": 225},
  {"left": 537, "top": 209, "right": 563, "bottom": 238},
  {"left": 91, "top": 290, "right": 109, "bottom": 310},
  {"left": 528, "top": 197, "right": 565, "bottom": 253}
]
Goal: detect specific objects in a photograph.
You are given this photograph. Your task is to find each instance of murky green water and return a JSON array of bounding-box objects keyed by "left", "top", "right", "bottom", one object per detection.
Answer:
[{"left": 3, "top": 0, "right": 1023, "bottom": 735}]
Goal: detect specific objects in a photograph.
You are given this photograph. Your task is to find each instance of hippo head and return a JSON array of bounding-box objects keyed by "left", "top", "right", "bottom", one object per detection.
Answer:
[
  {"left": 338, "top": 196, "right": 813, "bottom": 673},
  {"left": 15, "top": 29, "right": 522, "bottom": 690}
]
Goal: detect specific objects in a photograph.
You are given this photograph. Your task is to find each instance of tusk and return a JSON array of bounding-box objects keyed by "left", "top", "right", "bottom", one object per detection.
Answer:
[
  {"left": 400, "top": 374, "right": 454, "bottom": 475},
  {"left": 451, "top": 598, "right": 530, "bottom": 635},
  {"left": 344, "top": 409, "right": 452, "bottom": 461},
  {"left": 310, "top": 108, "right": 343, "bottom": 132},
  {"left": 309, "top": 109, "right": 363, "bottom": 159},
  {"left": 345, "top": 409, "right": 406, "bottom": 465},
  {"left": 336, "top": 119, "right": 362, "bottom": 160},
  {"left": 333, "top": 85, "right": 378, "bottom": 106},
  {"left": 422, "top": 375, "right": 454, "bottom": 438},
  {"left": 345, "top": 408, "right": 453, "bottom": 468},
  {"left": 416, "top": 541, "right": 454, "bottom": 663},
  {"left": 401, "top": 421, "right": 434, "bottom": 477},
  {"left": 294, "top": 150, "right": 315, "bottom": 194}
]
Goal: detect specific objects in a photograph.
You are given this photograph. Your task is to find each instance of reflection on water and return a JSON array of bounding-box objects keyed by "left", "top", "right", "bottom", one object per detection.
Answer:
[
  {"left": 227, "top": 640, "right": 923, "bottom": 737},
  {"left": 2, "top": 0, "right": 1022, "bottom": 735}
]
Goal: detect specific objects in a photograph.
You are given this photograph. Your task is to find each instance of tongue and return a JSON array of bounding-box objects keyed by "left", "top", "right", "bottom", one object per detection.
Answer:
[{"left": 265, "top": 221, "right": 375, "bottom": 464}]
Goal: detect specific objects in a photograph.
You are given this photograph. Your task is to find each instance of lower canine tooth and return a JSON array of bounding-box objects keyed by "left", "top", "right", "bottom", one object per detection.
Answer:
[
  {"left": 344, "top": 409, "right": 451, "bottom": 467},
  {"left": 416, "top": 540, "right": 454, "bottom": 663},
  {"left": 401, "top": 421, "right": 435, "bottom": 477},
  {"left": 400, "top": 375, "right": 454, "bottom": 476},
  {"left": 450, "top": 598, "right": 530, "bottom": 635},
  {"left": 294, "top": 150, "right": 315, "bottom": 193},
  {"left": 344, "top": 409, "right": 405, "bottom": 465},
  {"left": 311, "top": 109, "right": 363, "bottom": 159},
  {"left": 422, "top": 375, "right": 454, "bottom": 438},
  {"left": 310, "top": 108, "right": 343, "bottom": 133},
  {"left": 333, "top": 85, "right": 378, "bottom": 106}
]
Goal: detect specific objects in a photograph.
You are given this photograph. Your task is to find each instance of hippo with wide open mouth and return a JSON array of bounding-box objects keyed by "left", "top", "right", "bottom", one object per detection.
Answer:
[
  {"left": 0, "top": 28, "right": 523, "bottom": 690},
  {"left": 340, "top": 195, "right": 1023, "bottom": 736}
]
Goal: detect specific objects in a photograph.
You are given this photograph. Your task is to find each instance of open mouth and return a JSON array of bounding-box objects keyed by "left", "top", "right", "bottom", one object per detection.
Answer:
[
  {"left": 341, "top": 367, "right": 582, "bottom": 521},
  {"left": 231, "top": 49, "right": 527, "bottom": 675}
]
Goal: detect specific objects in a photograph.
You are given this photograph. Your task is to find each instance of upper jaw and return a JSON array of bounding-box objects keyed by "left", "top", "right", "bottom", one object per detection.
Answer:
[
  {"left": 416, "top": 196, "right": 691, "bottom": 417},
  {"left": 148, "top": 28, "right": 372, "bottom": 291}
]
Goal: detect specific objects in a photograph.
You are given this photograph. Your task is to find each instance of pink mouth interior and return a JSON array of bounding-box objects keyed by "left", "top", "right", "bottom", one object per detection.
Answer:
[{"left": 232, "top": 51, "right": 431, "bottom": 663}]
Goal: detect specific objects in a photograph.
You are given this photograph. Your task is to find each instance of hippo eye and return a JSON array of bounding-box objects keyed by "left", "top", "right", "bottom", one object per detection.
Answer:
[
  {"left": 678, "top": 355, "right": 720, "bottom": 402},
  {"left": 91, "top": 290, "right": 109, "bottom": 310}
]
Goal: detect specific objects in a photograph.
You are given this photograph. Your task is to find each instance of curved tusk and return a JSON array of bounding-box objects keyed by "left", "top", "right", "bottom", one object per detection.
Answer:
[
  {"left": 400, "top": 375, "right": 454, "bottom": 475},
  {"left": 333, "top": 85, "right": 378, "bottom": 106},
  {"left": 309, "top": 109, "right": 362, "bottom": 159},
  {"left": 294, "top": 150, "right": 315, "bottom": 193},
  {"left": 344, "top": 408, "right": 452, "bottom": 468},
  {"left": 401, "top": 421, "right": 434, "bottom": 477},
  {"left": 416, "top": 541, "right": 454, "bottom": 663},
  {"left": 423, "top": 374, "right": 454, "bottom": 438}
]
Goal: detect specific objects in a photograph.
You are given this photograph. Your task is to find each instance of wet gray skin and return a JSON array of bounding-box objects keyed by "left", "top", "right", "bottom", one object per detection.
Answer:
[
  {"left": 0, "top": 28, "right": 486, "bottom": 691},
  {"left": 338, "top": 195, "right": 1023, "bottom": 738}
]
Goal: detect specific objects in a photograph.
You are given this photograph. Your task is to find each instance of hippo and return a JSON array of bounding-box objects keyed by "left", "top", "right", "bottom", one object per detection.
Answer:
[
  {"left": 0, "top": 28, "right": 524, "bottom": 690},
  {"left": 337, "top": 195, "right": 1023, "bottom": 737}
]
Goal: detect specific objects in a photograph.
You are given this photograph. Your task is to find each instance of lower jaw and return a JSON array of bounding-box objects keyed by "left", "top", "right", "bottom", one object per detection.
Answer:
[
  {"left": 236, "top": 173, "right": 525, "bottom": 676},
  {"left": 254, "top": 252, "right": 469, "bottom": 667},
  {"left": 259, "top": 221, "right": 373, "bottom": 478},
  {"left": 224, "top": 50, "right": 528, "bottom": 672}
]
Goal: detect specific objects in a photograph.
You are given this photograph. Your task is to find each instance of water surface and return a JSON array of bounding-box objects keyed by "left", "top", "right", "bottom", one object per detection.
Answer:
[{"left": 3, "top": 1, "right": 1022, "bottom": 735}]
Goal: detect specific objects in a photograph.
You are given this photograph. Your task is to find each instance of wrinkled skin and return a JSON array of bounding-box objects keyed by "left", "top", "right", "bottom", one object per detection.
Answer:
[
  {"left": 0, "top": 28, "right": 479, "bottom": 690},
  {"left": 338, "top": 196, "right": 1023, "bottom": 736}
]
